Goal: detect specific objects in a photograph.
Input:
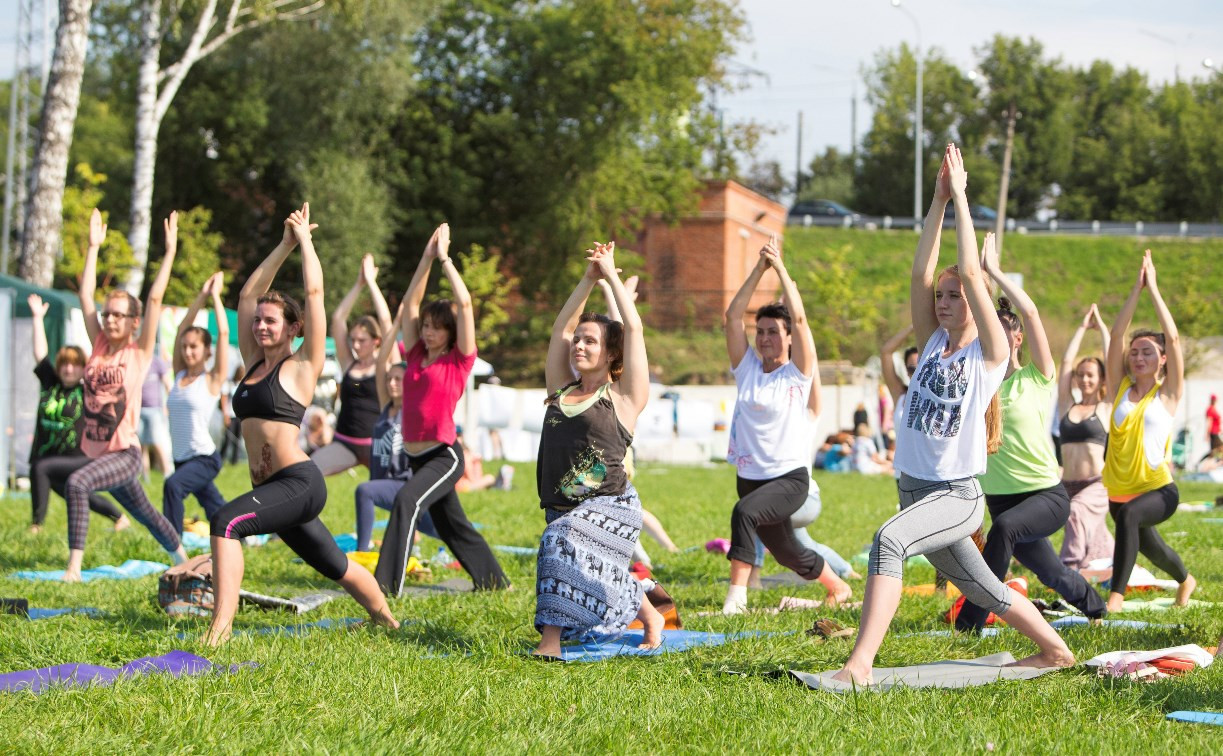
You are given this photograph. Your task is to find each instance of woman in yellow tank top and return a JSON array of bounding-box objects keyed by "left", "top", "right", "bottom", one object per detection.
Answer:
[{"left": 1101, "top": 250, "right": 1195, "bottom": 613}]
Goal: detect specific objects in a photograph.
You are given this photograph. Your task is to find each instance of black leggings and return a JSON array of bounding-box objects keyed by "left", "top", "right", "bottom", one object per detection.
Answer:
[
  {"left": 728, "top": 467, "right": 826, "bottom": 580},
  {"left": 956, "top": 484, "right": 1106, "bottom": 631},
  {"left": 210, "top": 461, "right": 348, "bottom": 581},
  {"left": 374, "top": 441, "right": 507, "bottom": 597},
  {"left": 29, "top": 454, "right": 123, "bottom": 525},
  {"left": 1109, "top": 484, "right": 1187, "bottom": 594}
]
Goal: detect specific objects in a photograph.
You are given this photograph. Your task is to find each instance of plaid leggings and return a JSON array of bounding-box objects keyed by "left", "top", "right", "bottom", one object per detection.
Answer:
[{"left": 65, "top": 445, "right": 181, "bottom": 553}]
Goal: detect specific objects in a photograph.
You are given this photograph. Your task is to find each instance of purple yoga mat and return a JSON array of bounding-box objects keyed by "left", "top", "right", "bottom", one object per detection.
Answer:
[{"left": 0, "top": 650, "right": 254, "bottom": 694}]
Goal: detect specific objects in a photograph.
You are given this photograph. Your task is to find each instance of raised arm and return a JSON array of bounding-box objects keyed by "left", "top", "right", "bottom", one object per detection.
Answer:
[
  {"left": 174, "top": 272, "right": 217, "bottom": 375},
  {"left": 28, "top": 294, "right": 50, "bottom": 363},
  {"left": 291, "top": 204, "right": 326, "bottom": 378},
  {"left": 139, "top": 212, "right": 179, "bottom": 360},
  {"left": 330, "top": 266, "right": 364, "bottom": 372},
  {"left": 594, "top": 244, "right": 649, "bottom": 417},
  {"left": 238, "top": 208, "right": 299, "bottom": 365},
  {"left": 725, "top": 248, "right": 769, "bottom": 370},
  {"left": 1106, "top": 259, "right": 1145, "bottom": 403},
  {"left": 400, "top": 226, "right": 441, "bottom": 354},
  {"left": 980, "top": 233, "right": 1055, "bottom": 379},
  {"left": 1143, "top": 251, "right": 1183, "bottom": 406},
  {"left": 376, "top": 300, "right": 405, "bottom": 408},
  {"left": 765, "top": 237, "right": 816, "bottom": 378},
  {"left": 881, "top": 322, "right": 915, "bottom": 403},
  {"left": 1058, "top": 305, "right": 1096, "bottom": 415},
  {"left": 207, "top": 274, "right": 229, "bottom": 394},
  {"left": 911, "top": 153, "right": 951, "bottom": 347},
  {"left": 363, "top": 254, "right": 393, "bottom": 342},
  {"left": 79, "top": 209, "right": 106, "bottom": 344},
  {"left": 434, "top": 226, "right": 476, "bottom": 357},
  {"left": 546, "top": 262, "right": 597, "bottom": 393},
  {"left": 597, "top": 274, "right": 638, "bottom": 324},
  {"left": 947, "top": 145, "right": 1007, "bottom": 368}
]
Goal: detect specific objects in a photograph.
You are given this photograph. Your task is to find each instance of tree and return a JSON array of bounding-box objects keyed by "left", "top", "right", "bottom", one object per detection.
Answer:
[
  {"left": 56, "top": 162, "right": 135, "bottom": 292},
  {"left": 436, "top": 243, "right": 519, "bottom": 350},
  {"left": 797, "top": 147, "right": 854, "bottom": 206},
  {"left": 18, "top": 0, "right": 95, "bottom": 287},
  {"left": 106, "top": 0, "right": 326, "bottom": 295},
  {"left": 739, "top": 160, "right": 788, "bottom": 203}
]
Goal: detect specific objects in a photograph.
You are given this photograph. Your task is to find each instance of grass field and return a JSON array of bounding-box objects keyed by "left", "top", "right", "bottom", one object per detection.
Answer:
[{"left": 1, "top": 463, "right": 1221, "bottom": 752}]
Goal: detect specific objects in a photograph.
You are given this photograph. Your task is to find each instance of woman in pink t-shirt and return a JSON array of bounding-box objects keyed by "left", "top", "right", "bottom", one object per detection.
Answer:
[
  {"left": 373, "top": 223, "right": 508, "bottom": 597},
  {"left": 63, "top": 209, "right": 188, "bottom": 581}
]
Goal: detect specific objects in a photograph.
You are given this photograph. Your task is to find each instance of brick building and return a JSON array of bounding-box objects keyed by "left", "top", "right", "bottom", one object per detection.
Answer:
[{"left": 638, "top": 180, "right": 787, "bottom": 330}]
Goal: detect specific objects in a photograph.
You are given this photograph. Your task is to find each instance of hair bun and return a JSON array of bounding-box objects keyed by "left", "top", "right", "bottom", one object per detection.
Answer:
[{"left": 997, "top": 295, "right": 1014, "bottom": 312}]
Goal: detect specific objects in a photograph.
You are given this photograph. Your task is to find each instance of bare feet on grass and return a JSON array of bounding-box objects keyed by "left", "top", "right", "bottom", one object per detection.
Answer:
[
  {"left": 830, "top": 664, "right": 873, "bottom": 686},
  {"left": 636, "top": 596, "right": 664, "bottom": 650},
  {"left": 113, "top": 515, "right": 131, "bottom": 532},
  {"left": 27, "top": 524, "right": 42, "bottom": 534},
  {"left": 1105, "top": 591, "right": 1125, "bottom": 613},
  {"left": 369, "top": 606, "right": 400, "bottom": 631},
  {"left": 534, "top": 625, "right": 562, "bottom": 660},
  {"left": 822, "top": 573, "right": 853, "bottom": 608},
  {"left": 1175, "top": 574, "right": 1197, "bottom": 606},
  {"left": 62, "top": 569, "right": 82, "bottom": 583},
  {"left": 1007, "top": 648, "right": 1076, "bottom": 669}
]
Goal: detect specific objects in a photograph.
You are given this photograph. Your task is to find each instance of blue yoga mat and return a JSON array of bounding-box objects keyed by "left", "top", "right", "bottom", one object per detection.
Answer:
[
  {"left": 493, "top": 545, "right": 536, "bottom": 556},
  {"left": 8, "top": 559, "right": 168, "bottom": 582},
  {"left": 27, "top": 608, "right": 103, "bottom": 620},
  {"left": 244, "top": 617, "right": 363, "bottom": 636},
  {"left": 0, "top": 650, "right": 254, "bottom": 694},
  {"left": 181, "top": 532, "right": 211, "bottom": 551},
  {"left": 1048, "top": 616, "right": 1181, "bottom": 630},
  {"left": 554, "top": 629, "right": 767, "bottom": 662},
  {"left": 1166, "top": 711, "right": 1223, "bottom": 726}
]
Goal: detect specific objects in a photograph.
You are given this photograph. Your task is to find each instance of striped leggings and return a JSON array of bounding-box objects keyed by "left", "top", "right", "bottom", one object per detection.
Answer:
[
  {"left": 868, "top": 473, "right": 1014, "bottom": 616},
  {"left": 65, "top": 446, "right": 181, "bottom": 553}
]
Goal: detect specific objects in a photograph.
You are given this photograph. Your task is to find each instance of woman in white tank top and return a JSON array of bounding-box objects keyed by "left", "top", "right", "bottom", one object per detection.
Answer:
[{"left": 162, "top": 273, "right": 229, "bottom": 534}]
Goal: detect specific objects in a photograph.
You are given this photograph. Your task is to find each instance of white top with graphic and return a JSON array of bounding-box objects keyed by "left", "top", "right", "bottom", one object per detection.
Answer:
[
  {"left": 726, "top": 347, "right": 813, "bottom": 480},
  {"left": 893, "top": 329, "right": 1007, "bottom": 482}
]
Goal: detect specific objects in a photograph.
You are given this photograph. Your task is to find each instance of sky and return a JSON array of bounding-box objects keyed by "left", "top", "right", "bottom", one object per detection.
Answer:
[{"left": 3, "top": 0, "right": 1222, "bottom": 195}]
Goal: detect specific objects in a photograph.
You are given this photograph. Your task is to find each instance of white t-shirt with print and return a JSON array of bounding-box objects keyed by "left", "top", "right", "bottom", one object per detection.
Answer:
[
  {"left": 726, "top": 348, "right": 813, "bottom": 480},
  {"left": 893, "top": 329, "right": 1007, "bottom": 482}
]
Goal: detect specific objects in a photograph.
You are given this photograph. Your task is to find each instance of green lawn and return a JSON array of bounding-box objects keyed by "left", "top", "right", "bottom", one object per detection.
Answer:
[{"left": 1, "top": 463, "right": 1221, "bottom": 752}]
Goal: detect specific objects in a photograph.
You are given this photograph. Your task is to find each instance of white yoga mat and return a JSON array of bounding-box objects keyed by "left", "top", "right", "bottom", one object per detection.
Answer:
[{"left": 790, "top": 652, "right": 1064, "bottom": 692}]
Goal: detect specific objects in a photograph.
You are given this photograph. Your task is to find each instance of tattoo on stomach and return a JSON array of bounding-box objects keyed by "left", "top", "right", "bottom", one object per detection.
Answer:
[{"left": 251, "top": 443, "right": 274, "bottom": 484}]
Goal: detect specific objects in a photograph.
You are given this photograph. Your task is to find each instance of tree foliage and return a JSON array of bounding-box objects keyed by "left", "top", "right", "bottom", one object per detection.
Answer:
[{"left": 56, "top": 163, "right": 135, "bottom": 292}]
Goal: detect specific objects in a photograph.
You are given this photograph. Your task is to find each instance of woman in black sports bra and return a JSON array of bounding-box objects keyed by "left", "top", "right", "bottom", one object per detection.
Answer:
[
  {"left": 1056, "top": 303, "right": 1115, "bottom": 569},
  {"left": 312, "top": 254, "right": 392, "bottom": 475},
  {"left": 204, "top": 203, "right": 398, "bottom": 646}
]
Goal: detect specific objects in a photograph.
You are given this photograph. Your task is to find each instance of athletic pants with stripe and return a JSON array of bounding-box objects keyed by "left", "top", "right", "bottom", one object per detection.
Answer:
[{"left": 374, "top": 441, "right": 508, "bottom": 597}]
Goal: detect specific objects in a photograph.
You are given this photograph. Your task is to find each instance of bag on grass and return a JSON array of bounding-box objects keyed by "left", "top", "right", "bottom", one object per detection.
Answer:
[{"left": 158, "top": 554, "right": 214, "bottom": 617}]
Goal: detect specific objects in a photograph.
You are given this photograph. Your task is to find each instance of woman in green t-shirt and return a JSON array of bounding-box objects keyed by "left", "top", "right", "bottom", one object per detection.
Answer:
[{"left": 953, "top": 235, "right": 1107, "bottom": 632}]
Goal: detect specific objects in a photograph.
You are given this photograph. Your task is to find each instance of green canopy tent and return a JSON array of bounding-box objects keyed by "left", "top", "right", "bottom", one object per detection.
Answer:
[{"left": 0, "top": 274, "right": 82, "bottom": 357}]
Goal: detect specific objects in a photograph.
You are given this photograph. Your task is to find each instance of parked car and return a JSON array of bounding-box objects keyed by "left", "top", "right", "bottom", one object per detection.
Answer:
[
  {"left": 788, "top": 199, "right": 862, "bottom": 225},
  {"left": 943, "top": 203, "right": 998, "bottom": 223}
]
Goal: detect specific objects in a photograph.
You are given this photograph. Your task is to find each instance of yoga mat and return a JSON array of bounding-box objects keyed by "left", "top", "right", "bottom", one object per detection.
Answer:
[
  {"left": 8, "top": 559, "right": 168, "bottom": 583},
  {"left": 555, "top": 629, "right": 768, "bottom": 662},
  {"left": 27, "top": 608, "right": 103, "bottom": 620},
  {"left": 1048, "top": 616, "right": 1182, "bottom": 630},
  {"left": 400, "top": 577, "right": 474, "bottom": 597},
  {"left": 181, "top": 532, "right": 211, "bottom": 552},
  {"left": 1166, "top": 711, "right": 1223, "bottom": 727},
  {"left": 239, "top": 589, "right": 344, "bottom": 614},
  {"left": 334, "top": 533, "right": 360, "bottom": 553},
  {"left": 493, "top": 545, "right": 537, "bottom": 556},
  {"left": 790, "top": 652, "right": 1062, "bottom": 692},
  {"left": 0, "top": 651, "right": 253, "bottom": 694},
  {"left": 1117, "top": 597, "right": 1214, "bottom": 613}
]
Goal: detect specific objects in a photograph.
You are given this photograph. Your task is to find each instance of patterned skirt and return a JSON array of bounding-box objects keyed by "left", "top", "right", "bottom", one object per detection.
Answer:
[{"left": 535, "top": 485, "right": 644, "bottom": 640}]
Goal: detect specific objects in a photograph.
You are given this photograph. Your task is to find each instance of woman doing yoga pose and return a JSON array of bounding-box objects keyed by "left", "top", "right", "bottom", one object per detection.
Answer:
[
  {"left": 162, "top": 272, "right": 229, "bottom": 534},
  {"left": 953, "top": 235, "right": 1107, "bottom": 632},
  {"left": 831, "top": 145, "right": 1074, "bottom": 684},
  {"left": 374, "top": 224, "right": 507, "bottom": 596},
  {"left": 534, "top": 242, "right": 664, "bottom": 657},
  {"left": 1056, "top": 304, "right": 1115, "bottom": 569},
  {"left": 65, "top": 210, "right": 188, "bottom": 581},
  {"left": 204, "top": 204, "right": 397, "bottom": 645},
  {"left": 1101, "top": 250, "right": 1196, "bottom": 613},
  {"left": 722, "top": 234, "right": 851, "bottom": 614}
]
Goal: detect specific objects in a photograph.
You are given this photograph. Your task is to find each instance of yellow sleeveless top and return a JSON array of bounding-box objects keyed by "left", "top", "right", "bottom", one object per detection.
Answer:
[{"left": 1101, "top": 377, "right": 1173, "bottom": 497}]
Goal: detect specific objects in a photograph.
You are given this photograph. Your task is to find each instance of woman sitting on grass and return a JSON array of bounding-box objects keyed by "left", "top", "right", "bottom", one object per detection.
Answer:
[
  {"left": 534, "top": 242, "right": 664, "bottom": 658},
  {"left": 204, "top": 203, "right": 397, "bottom": 645},
  {"left": 832, "top": 145, "right": 1074, "bottom": 684}
]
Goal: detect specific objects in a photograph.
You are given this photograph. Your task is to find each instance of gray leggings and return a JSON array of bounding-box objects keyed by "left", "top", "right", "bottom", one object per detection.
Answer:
[{"left": 869, "top": 473, "right": 1014, "bottom": 616}]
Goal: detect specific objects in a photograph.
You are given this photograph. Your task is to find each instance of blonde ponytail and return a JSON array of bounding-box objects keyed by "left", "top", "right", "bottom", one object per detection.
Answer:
[{"left": 985, "top": 391, "right": 1003, "bottom": 454}]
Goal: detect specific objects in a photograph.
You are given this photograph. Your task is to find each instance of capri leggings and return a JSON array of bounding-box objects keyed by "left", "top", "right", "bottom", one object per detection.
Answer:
[
  {"left": 1108, "top": 483, "right": 1187, "bottom": 594},
  {"left": 210, "top": 460, "right": 348, "bottom": 581},
  {"left": 869, "top": 473, "right": 1014, "bottom": 617},
  {"left": 65, "top": 446, "right": 181, "bottom": 553},
  {"left": 30, "top": 454, "right": 123, "bottom": 525},
  {"left": 729, "top": 467, "right": 826, "bottom": 580}
]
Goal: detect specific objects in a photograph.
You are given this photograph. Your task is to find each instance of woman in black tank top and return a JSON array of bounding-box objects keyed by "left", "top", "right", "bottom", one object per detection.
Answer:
[
  {"left": 1056, "top": 304, "right": 1115, "bottom": 569},
  {"left": 533, "top": 242, "right": 667, "bottom": 659},
  {"left": 311, "top": 254, "right": 393, "bottom": 475},
  {"left": 203, "top": 204, "right": 398, "bottom": 646}
]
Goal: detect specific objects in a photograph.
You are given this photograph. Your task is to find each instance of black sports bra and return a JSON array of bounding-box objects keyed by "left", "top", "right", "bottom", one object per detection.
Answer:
[
  {"left": 231, "top": 357, "right": 308, "bottom": 427},
  {"left": 1059, "top": 405, "right": 1107, "bottom": 447}
]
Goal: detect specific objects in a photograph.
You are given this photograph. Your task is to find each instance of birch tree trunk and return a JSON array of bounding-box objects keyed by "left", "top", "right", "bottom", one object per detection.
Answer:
[{"left": 17, "top": 0, "right": 94, "bottom": 287}]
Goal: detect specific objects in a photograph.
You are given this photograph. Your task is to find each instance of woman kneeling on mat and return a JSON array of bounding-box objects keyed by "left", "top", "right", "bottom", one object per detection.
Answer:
[
  {"left": 534, "top": 242, "right": 664, "bottom": 658},
  {"left": 205, "top": 204, "right": 397, "bottom": 645},
  {"left": 832, "top": 145, "right": 1074, "bottom": 684},
  {"left": 1101, "top": 250, "right": 1195, "bottom": 613},
  {"left": 721, "top": 234, "right": 850, "bottom": 614}
]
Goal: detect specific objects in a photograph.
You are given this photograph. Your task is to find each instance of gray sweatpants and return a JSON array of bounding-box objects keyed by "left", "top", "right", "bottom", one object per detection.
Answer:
[{"left": 869, "top": 473, "right": 1014, "bottom": 616}]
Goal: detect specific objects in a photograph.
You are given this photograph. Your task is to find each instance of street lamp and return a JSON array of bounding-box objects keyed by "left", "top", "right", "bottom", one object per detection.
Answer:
[{"left": 891, "top": 0, "right": 923, "bottom": 223}]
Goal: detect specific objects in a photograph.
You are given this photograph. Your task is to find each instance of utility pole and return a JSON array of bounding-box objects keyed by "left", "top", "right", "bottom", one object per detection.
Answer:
[
  {"left": 995, "top": 102, "right": 1020, "bottom": 256},
  {"left": 2, "top": 0, "right": 47, "bottom": 276},
  {"left": 795, "top": 110, "right": 803, "bottom": 199}
]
